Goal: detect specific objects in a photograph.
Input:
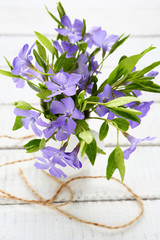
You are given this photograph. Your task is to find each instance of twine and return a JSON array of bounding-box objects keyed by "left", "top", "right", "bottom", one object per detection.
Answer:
[{"left": 0, "top": 134, "right": 144, "bottom": 230}]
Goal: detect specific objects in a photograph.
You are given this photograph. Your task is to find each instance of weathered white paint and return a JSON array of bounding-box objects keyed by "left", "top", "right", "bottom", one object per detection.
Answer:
[{"left": 0, "top": 0, "right": 160, "bottom": 239}]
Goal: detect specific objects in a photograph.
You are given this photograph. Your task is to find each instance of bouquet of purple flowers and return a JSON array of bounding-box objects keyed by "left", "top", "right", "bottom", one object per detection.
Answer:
[{"left": 0, "top": 2, "right": 159, "bottom": 181}]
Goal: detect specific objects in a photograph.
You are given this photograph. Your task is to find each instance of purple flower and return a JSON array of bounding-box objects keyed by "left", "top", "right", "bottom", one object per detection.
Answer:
[
  {"left": 46, "top": 72, "right": 81, "bottom": 98},
  {"left": 43, "top": 118, "right": 70, "bottom": 141},
  {"left": 123, "top": 133, "right": 156, "bottom": 159},
  {"left": 55, "top": 15, "right": 83, "bottom": 43},
  {"left": 85, "top": 27, "right": 118, "bottom": 54},
  {"left": 54, "top": 40, "right": 78, "bottom": 58},
  {"left": 14, "top": 108, "right": 42, "bottom": 137},
  {"left": 65, "top": 145, "right": 82, "bottom": 169},
  {"left": 35, "top": 145, "right": 82, "bottom": 177},
  {"left": 12, "top": 44, "right": 35, "bottom": 88},
  {"left": 50, "top": 97, "right": 84, "bottom": 136},
  {"left": 126, "top": 101, "right": 154, "bottom": 128},
  {"left": 146, "top": 71, "right": 159, "bottom": 77},
  {"left": 74, "top": 54, "right": 89, "bottom": 90},
  {"left": 84, "top": 26, "right": 106, "bottom": 48},
  {"left": 96, "top": 84, "right": 124, "bottom": 117}
]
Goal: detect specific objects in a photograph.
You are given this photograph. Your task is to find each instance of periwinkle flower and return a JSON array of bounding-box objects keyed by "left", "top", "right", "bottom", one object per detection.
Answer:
[
  {"left": 146, "top": 70, "right": 159, "bottom": 77},
  {"left": 50, "top": 97, "right": 84, "bottom": 136},
  {"left": 54, "top": 40, "right": 78, "bottom": 58},
  {"left": 74, "top": 54, "right": 89, "bottom": 91},
  {"left": 55, "top": 15, "right": 83, "bottom": 43},
  {"left": 35, "top": 145, "right": 82, "bottom": 178},
  {"left": 126, "top": 101, "right": 154, "bottom": 128},
  {"left": 12, "top": 43, "right": 35, "bottom": 88},
  {"left": 84, "top": 26, "right": 106, "bottom": 48},
  {"left": 65, "top": 145, "right": 82, "bottom": 169},
  {"left": 96, "top": 84, "right": 124, "bottom": 117},
  {"left": 123, "top": 133, "right": 156, "bottom": 159},
  {"left": 14, "top": 108, "right": 42, "bottom": 137},
  {"left": 46, "top": 72, "right": 81, "bottom": 98}
]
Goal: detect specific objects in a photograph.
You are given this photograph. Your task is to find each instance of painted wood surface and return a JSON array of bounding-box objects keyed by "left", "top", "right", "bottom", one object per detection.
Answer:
[{"left": 0, "top": 0, "right": 160, "bottom": 239}]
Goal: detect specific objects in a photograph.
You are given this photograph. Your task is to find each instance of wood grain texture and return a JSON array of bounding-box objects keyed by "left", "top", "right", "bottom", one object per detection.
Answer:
[
  {"left": 0, "top": 200, "right": 159, "bottom": 240},
  {"left": 0, "top": 0, "right": 160, "bottom": 239}
]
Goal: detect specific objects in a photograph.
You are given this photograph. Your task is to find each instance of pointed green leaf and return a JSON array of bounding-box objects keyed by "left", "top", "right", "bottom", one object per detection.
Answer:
[
  {"left": 85, "top": 138, "right": 97, "bottom": 165},
  {"left": 4, "top": 57, "right": 13, "bottom": 70},
  {"left": 108, "top": 106, "right": 141, "bottom": 123},
  {"left": 109, "top": 34, "right": 130, "bottom": 55},
  {"left": 104, "top": 96, "right": 139, "bottom": 108},
  {"left": 13, "top": 101, "right": 32, "bottom": 110},
  {"left": 33, "top": 49, "right": 48, "bottom": 72},
  {"left": 35, "top": 31, "right": 54, "bottom": 54},
  {"left": 12, "top": 116, "right": 23, "bottom": 131},
  {"left": 99, "top": 121, "right": 109, "bottom": 141},
  {"left": 54, "top": 51, "right": 67, "bottom": 72},
  {"left": 106, "top": 146, "right": 125, "bottom": 181},
  {"left": 35, "top": 40, "right": 47, "bottom": 62},
  {"left": 111, "top": 118, "right": 129, "bottom": 131},
  {"left": 45, "top": 6, "right": 63, "bottom": 27},
  {"left": 36, "top": 89, "right": 52, "bottom": 99},
  {"left": 57, "top": 2, "right": 66, "bottom": 18},
  {"left": 0, "top": 69, "right": 19, "bottom": 78}
]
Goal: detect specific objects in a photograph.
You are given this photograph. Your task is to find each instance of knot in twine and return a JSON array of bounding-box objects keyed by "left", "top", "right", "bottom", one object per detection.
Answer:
[{"left": 0, "top": 135, "right": 144, "bottom": 230}]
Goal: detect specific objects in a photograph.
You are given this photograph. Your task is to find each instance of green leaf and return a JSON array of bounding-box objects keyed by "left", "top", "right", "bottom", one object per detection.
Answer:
[
  {"left": 99, "top": 121, "right": 109, "bottom": 141},
  {"left": 77, "top": 42, "right": 88, "bottom": 52},
  {"left": 85, "top": 138, "right": 97, "bottom": 165},
  {"left": 45, "top": 6, "right": 63, "bottom": 27},
  {"left": 0, "top": 69, "right": 20, "bottom": 78},
  {"left": 97, "top": 147, "right": 106, "bottom": 155},
  {"left": 4, "top": 57, "right": 13, "bottom": 70},
  {"left": 82, "top": 19, "right": 86, "bottom": 39},
  {"left": 103, "top": 45, "right": 155, "bottom": 87},
  {"left": 81, "top": 100, "right": 87, "bottom": 112},
  {"left": 35, "top": 31, "right": 54, "bottom": 54},
  {"left": 134, "top": 61, "right": 160, "bottom": 78},
  {"left": 12, "top": 116, "right": 23, "bottom": 131},
  {"left": 35, "top": 40, "right": 47, "bottom": 62},
  {"left": 63, "top": 57, "right": 76, "bottom": 72},
  {"left": 104, "top": 96, "right": 139, "bottom": 108},
  {"left": 79, "top": 131, "right": 94, "bottom": 144},
  {"left": 37, "top": 89, "right": 52, "bottom": 99},
  {"left": 89, "top": 48, "right": 101, "bottom": 60},
  {"left": 39, "top": 138, "right": 46, "bottom": 149},
  {"left": 24, "top": 139, "right": 42, "bottom": 153},
  {"left": 13, "top": 101, "right": 32, "bottom": 110},
  {"left": 111, "top": 118, "right": 129, "bottom": 131},
  {"left": 108, "top": 106, "right": 141, "bottom": 123},
  {"left": 27, "top": 81, "right": 41, "bottom": 92},
  {"left": 106, "top": 146, "right": 125, "bottom": 181},
  {"left": 109, "top": 34, "right": 130, "bottom": 55},
  {"left": 80, "top": 140, "right": 87, "bottom": 157},
  {"left": 54, "top": 51, "right": 67, "bottom": 73},
  {"left": 33, "top": 49, "right": 48, "bottom": 72},
  {"left": 125, "top": 81, "right": 160, "bottom": 93},
  {"left": 57, "top": 2, "right": 66, "bottom": 18},
  {"left": 75, "top": 119, "right": 90, "bottom": 134},
  {"left": 78, "top": 90, "right": 85, "bottom": 107}
]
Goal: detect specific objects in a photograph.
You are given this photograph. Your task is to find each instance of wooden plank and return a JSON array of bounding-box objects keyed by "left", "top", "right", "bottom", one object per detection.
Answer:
[
  {"left": 1, "top": 0, "right": 160, "bottom": 9},
  {"left": 0, "top": 145, "right": 159, "bottom": 204},
  {"left": 0, "top": 7, "right": 160, "bottom": 36},
  {"left": 0, "top": 200, "right": 159, "bottom": 240}
]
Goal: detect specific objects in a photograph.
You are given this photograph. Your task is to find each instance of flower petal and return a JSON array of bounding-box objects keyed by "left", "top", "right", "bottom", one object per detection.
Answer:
[
  {"left": 61, "top": 97, "right": 75, "bottom": 112},
  {"left": 50, "top": 100, "right": 66, "bottom": 114}
]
